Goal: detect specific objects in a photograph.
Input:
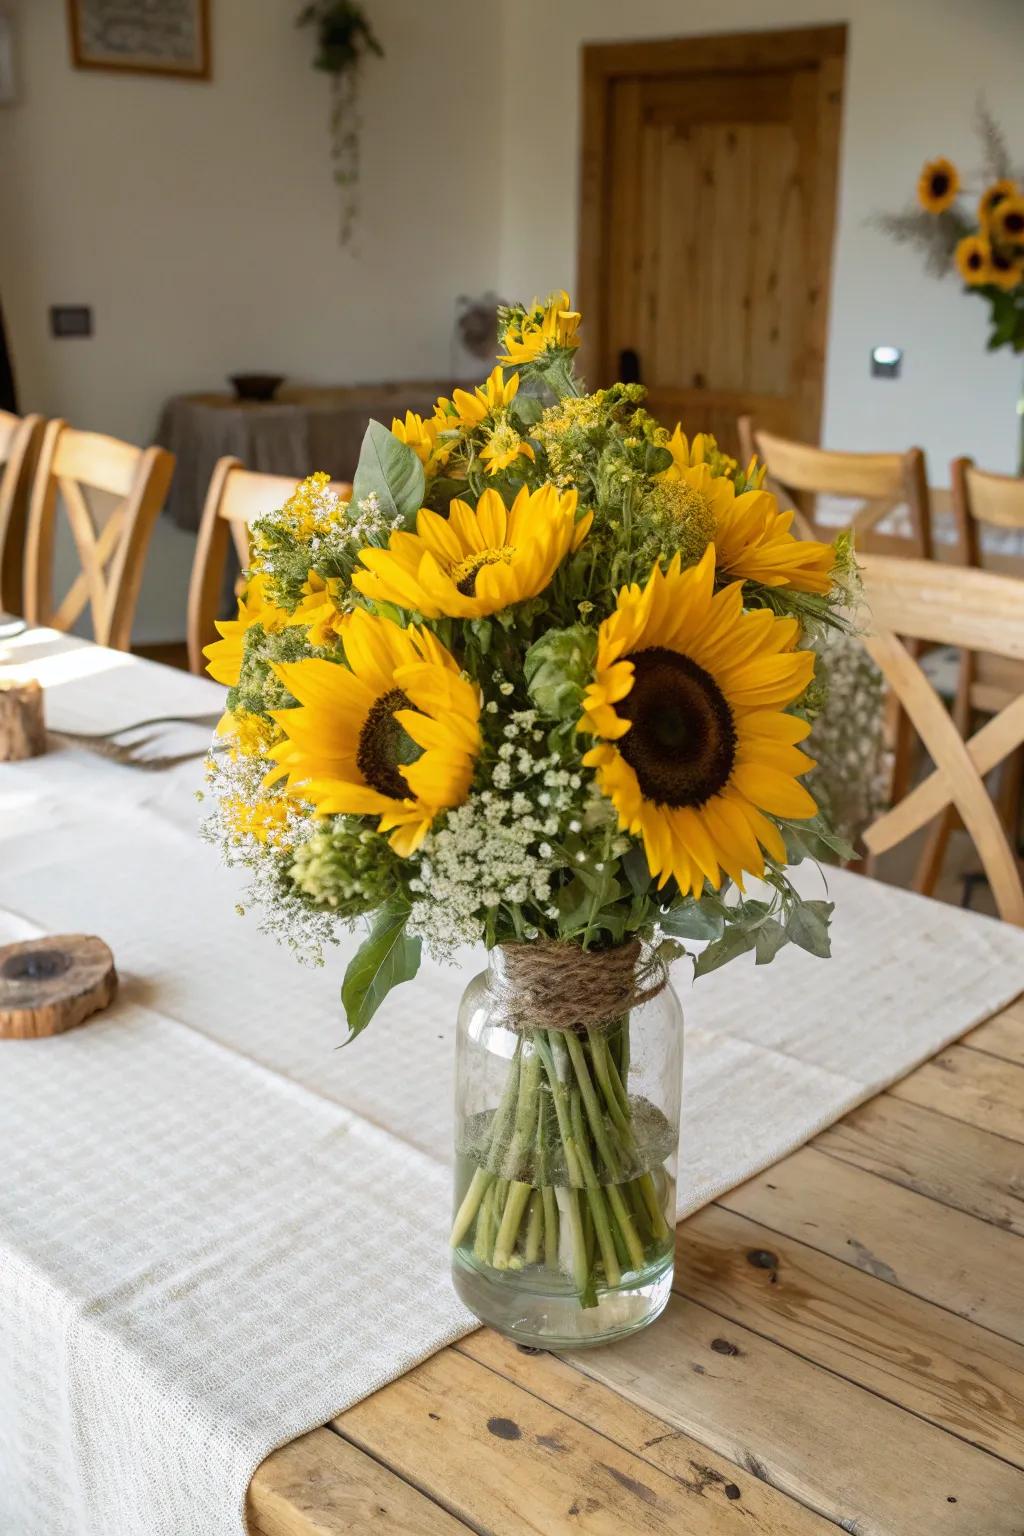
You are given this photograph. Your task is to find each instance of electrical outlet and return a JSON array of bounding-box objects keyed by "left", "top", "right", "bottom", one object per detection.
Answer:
[{"left": 50, "top": 306, "right": 93, "bottom": 338}]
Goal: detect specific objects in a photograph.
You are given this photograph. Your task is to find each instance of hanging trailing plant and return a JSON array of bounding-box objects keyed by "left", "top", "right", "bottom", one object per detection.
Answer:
[{"left": 298, "top": 1, "right": 383, "bottom": 248}]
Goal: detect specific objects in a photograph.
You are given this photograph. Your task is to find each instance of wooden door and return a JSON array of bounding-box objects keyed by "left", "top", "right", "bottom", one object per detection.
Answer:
[{"left": 579, "top": 27, "right": 846, "bottom": 456}]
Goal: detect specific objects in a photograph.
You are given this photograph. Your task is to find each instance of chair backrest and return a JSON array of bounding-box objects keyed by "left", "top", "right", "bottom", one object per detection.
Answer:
[
  {"left": 24, "top": 421, "right": 174, "bottom": 651},
  {"left": 858, "top": 553, "right": 1024, "bottom": 925},
  {"left": 0, "top": 409, "right": 45, "bottom": 615},
  {"left": 186, "top": 458, "right": 353, "bottom": 673},
  {"left": 950, "top": 456, "right": 1024, "bottom": 568},
  {"left": 739, "top": 417, "right": 932, "bottom": 559}
]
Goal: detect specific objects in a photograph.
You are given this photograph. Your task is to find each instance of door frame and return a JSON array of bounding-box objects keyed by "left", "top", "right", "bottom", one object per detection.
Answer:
[{"left": 577, "top": 25, "right": 847, "bottom": 445}]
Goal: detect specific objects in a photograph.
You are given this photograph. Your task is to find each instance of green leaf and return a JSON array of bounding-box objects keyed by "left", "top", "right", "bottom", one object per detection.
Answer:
[
  {"left": 785, "top": 898, "right": 834, "bottom": 959},
  {"left": 340, "top": 898, "right": 422, "bottom": 1042},
  {"left": 754, "top": 917, "right": 789, "bottom": 966},
  {"left": 692, "top": 927, "right": 756, "bottom": 979},
  {"left": 510, "top": 392, "right": 544, "bottom": 429},
  {"left": 622, "top": 845, "right": 652, "bottom": 900},
  {"left": 660, "top": 901, "right": 725, "bottom": 942},
  {"left": 351, "top": 419, "right": 425, "bottom": 526},
  {"left": 643, "top": 444, "right": 673, "bottom": 475}
]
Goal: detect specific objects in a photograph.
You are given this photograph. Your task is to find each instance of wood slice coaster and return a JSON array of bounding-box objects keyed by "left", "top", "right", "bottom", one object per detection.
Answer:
[
  {"left": 0, "top": 679, "right": 46, "bottom": 761},
  {"left": 0, "top": 935, "right": 118, "bottom": 1039}
]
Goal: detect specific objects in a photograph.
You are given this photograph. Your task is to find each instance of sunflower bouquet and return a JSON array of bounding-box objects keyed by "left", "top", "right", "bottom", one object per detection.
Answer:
[
  {"left": 203, "top": 290, "right": 852, "bottom": 1324},
  {"left": 877, "top": 106, "right": 1024, "bottom": 361}
]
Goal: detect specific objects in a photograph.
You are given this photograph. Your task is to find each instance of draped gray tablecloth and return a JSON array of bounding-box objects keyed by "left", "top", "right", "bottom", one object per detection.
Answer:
[{"left": 156, "top": 382, "right": 455, "bottom": 530}]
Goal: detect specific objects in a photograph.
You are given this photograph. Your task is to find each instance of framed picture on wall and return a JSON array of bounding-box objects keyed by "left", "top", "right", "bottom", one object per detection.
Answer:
[{"left": 67, "top": 0, "right": 211, "bottom": 80}]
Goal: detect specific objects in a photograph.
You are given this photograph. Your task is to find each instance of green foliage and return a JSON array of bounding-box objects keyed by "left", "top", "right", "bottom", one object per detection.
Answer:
[
  {"left": 288, "top": 817, "right": 403, "bottom": 918},
  {"left": 351, "top": 419, "right": 425, "bottom": 525},
  {"left": 341, "top": 897, "right": 421, "bottom": 1042},
  {"left": 297, "top": 1, "right": 383, "bottom": 74},
  {"left": 525, "top": 625, "right": 597, "bottom": 720}
]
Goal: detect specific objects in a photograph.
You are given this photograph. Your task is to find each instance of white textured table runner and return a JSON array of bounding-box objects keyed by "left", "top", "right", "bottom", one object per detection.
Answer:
[{"left": 1, "top": 630, "right": 1023, "bottom": 1536}]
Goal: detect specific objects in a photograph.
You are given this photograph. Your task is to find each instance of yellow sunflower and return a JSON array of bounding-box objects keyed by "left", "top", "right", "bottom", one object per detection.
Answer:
[
  {"left": 956, "top": 234, "right": 994, "bottom": 286},
  {"left": 979, "top": 179, "right": 1018, "bottom": 227},
  {"left": 268, "top": 609, "right": 481, "bottom": 855},
  {"left": 500, "top": 291, "right": 581, "bottom": 365},
  {"left": 657, "top": 424, "right": 738, "bottom": 483},
  {"left": 990, "top": 195, "right": 1024, "bottom": 250},
  {"left": 917, "top": 157, "right": 959, "bottom": 214},
  {"left": 391, "top": 410, "right": 445, "bottom": 470},
  {"left": 990, "top": 246, "right": 1024, "bottom": 292},
  {"left": 670, "top": 463, "right": 834, "bottom": 594},
  {"left": 353, "top": 484, "right": 591, "bottom": 620},
  {"left": 450, "top": 366, "right": 522, "bottom": 430},
  {"left": 479, "top": 419, "right": 536, "bottom": 474},
  {"left": 579, "top": 548, "right": 817, "bottom": 896},
  {"left": 290, "top": 570, "right": 347, "bottom": 650},
  {"left": 203, "top": 573, "right": 291, "bottom": 688}
]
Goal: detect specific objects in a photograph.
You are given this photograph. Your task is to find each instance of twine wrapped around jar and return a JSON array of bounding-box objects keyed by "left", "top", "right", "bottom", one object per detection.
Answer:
[{"left": 493, "top": 938, "right": 666, "bottom": 1032}]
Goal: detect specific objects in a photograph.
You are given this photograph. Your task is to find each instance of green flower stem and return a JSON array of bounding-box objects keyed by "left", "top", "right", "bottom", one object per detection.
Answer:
[
  {"left": 564, "top": 1031, "right": 622, "bottom": 1179},
  {"left": 536, "top": 1033, "right": 584, "bottom": 1188},
  {"left": 606, "top": 1182, "right": 646, "bottom": 1271},
  {"left": 450, "top": 1166, "right": 492, "bottom": 1249},
  {"left": 569, "top": 1088, "right": 621, "bottom": 1287},
  {"left": 473, "top": 1180, "right": 499, "bottom": 1262},
  {"left": 524, "top": 1190, "right": 544, "bottom": 1264},
  {"left": 587, "top": 1029, "right": 631, "bottom": 1138},
  {"left": 506, "top": 1048, "right": 542, "bottom": 1177},
  {"left": 558, "top": 1186, "right": 592, "bottom": 1297},
  {"left": 492, "top": 1180, "right": 533, "bottom": 1270},
  {"left": 542, "top": 1186, "right": 559, "bottom": 1268},
  {"left": 638, "top": 1172, "right": 671, "bottom": 1242}
]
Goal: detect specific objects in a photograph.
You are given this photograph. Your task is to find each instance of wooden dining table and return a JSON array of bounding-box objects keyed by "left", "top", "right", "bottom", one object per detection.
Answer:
[{"left": 250, "top": 990, "right": 1024, "bottom": 1536}]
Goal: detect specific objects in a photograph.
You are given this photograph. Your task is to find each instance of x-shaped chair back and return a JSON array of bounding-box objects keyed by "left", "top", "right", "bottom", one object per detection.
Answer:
[
  {"left": 859, "top": 553, "right": 1024, "bottom": 926},
  {"left": 24, "top": 421, "right": 174, "bottom": 651},
  {"left": 186, "top": 457, "right": 352, "bottom": 674},
  {"left": 0, "top": 409, "right": 44, "bottom": 614},
  {"left": 738, "top": 417, "right": 932, "bottom": 559}
]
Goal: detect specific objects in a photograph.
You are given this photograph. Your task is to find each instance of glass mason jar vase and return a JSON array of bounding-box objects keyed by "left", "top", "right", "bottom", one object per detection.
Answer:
[{"left": 450, "top": 940, "right": 682, "bottom": 1348}]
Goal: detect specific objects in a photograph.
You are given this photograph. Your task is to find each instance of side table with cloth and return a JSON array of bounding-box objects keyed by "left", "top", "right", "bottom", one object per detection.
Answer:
[
  {"left": 1, "top": 629, "right": 1024, "bottom": 1536},
  {"left": 157, "top": 384, "right": 456, "bottom": 531}
]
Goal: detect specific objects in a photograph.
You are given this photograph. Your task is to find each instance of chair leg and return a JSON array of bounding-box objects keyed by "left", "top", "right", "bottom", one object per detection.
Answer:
[{"left": 913, "top": 807, "right": 958, "bottom": 897}]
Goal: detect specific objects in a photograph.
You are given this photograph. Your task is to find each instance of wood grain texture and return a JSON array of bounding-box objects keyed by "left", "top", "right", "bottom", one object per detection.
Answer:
[
  {"left": 578, "top": 26, "right": 845, "bottom": 451},
  {"left": 719, "top": 1144, "right": 1024, "bottom": 1343},
  {"left": 889, "top": 1046, "right": 1024, "bottom": 1145},
  {"left": 675, "top": 1203, "right": 1024, "bottom": 1468},
  {"left": 963, "top": 997, "right": 1024, "bottom": 1067},
  {"left": 336, "top": 1343, "right": 800, "bottom": 1535},
  {"left": 815, "top": 1092, "right": 1024, "bottom": 1236},
  {"left": 457, "top": 1330, "right": 836, "bottom": 1532},
  {"left": 569, "top": 1292, "right": 1024, "bottom": 1535},
  {"left": 0, "top": 679, "right": 46, "bottom": 761},
  {"left": 0, "top": 933, "right": 117, "bottom": 1038},
  {"left": 247, "top": 1426, "right": 467, "bottom": 1536}
]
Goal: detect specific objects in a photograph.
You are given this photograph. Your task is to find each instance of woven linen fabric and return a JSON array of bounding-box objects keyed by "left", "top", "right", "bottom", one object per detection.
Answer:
[{"left": 2, "top": 632, "right": 1023, "bottom": 1536}]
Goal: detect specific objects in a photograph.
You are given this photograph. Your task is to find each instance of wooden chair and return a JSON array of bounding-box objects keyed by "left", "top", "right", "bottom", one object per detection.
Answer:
[
  {"left": 739, "top": 416, "right": 933, "bottom": 807},
  {"left": 858, "top": 553, "right": 1024, "bottom": 925},
  {"left": 916, "top": 456, "right": 1024, "bottom": 894},
  {"left": 24, "top": 421, "right": 174, "bottom": 651},
  {"left": 186, "top": 457, "right": 352, "bottom": 673},
  {"left": 0, "top": 410, "right": 44, "bottom": 614},
  {"left": 738, "top": 417, "right": 932, "bottom": 558}
]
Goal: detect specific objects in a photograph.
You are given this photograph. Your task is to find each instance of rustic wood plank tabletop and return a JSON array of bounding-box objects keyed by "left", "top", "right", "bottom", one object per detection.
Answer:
[{"left": 248, "top": 993, "right": 1024, "bottom": 1536}]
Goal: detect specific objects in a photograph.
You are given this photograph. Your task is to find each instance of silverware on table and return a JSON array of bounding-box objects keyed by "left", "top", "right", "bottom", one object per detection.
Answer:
[{"left": 48, "top": 711, "right": 226, "bottom": 770}]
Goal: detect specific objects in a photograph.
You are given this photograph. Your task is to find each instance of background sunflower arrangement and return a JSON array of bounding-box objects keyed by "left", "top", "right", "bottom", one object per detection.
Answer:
[
  {"left": 877, "top": 103, "right": 1024, "bottom": 364},
  {"left": 202, "top": 289, "right": 855, "bottom": 1034}
]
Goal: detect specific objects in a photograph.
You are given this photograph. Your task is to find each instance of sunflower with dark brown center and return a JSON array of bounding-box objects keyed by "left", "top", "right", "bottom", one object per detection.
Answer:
[
  {"left": 268, "top": 609, "right": 481, "bottom": 855},
  {"left": 918, "top": 157, "right": 959, "bottom": 214},
  {"left": 579, "top": 547, "right": 818, "bottom": 896}
]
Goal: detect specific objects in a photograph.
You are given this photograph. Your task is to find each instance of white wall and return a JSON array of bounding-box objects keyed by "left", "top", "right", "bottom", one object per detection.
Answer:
[
  {"left": 2, "top": 0, "right": 1023, "bottom": 641},
  {"left": 0, "top": 0, "right": 502, "bottom": 639},
  {"left": 496, "top": 0, "right": 1024, "bottom": 477}
]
